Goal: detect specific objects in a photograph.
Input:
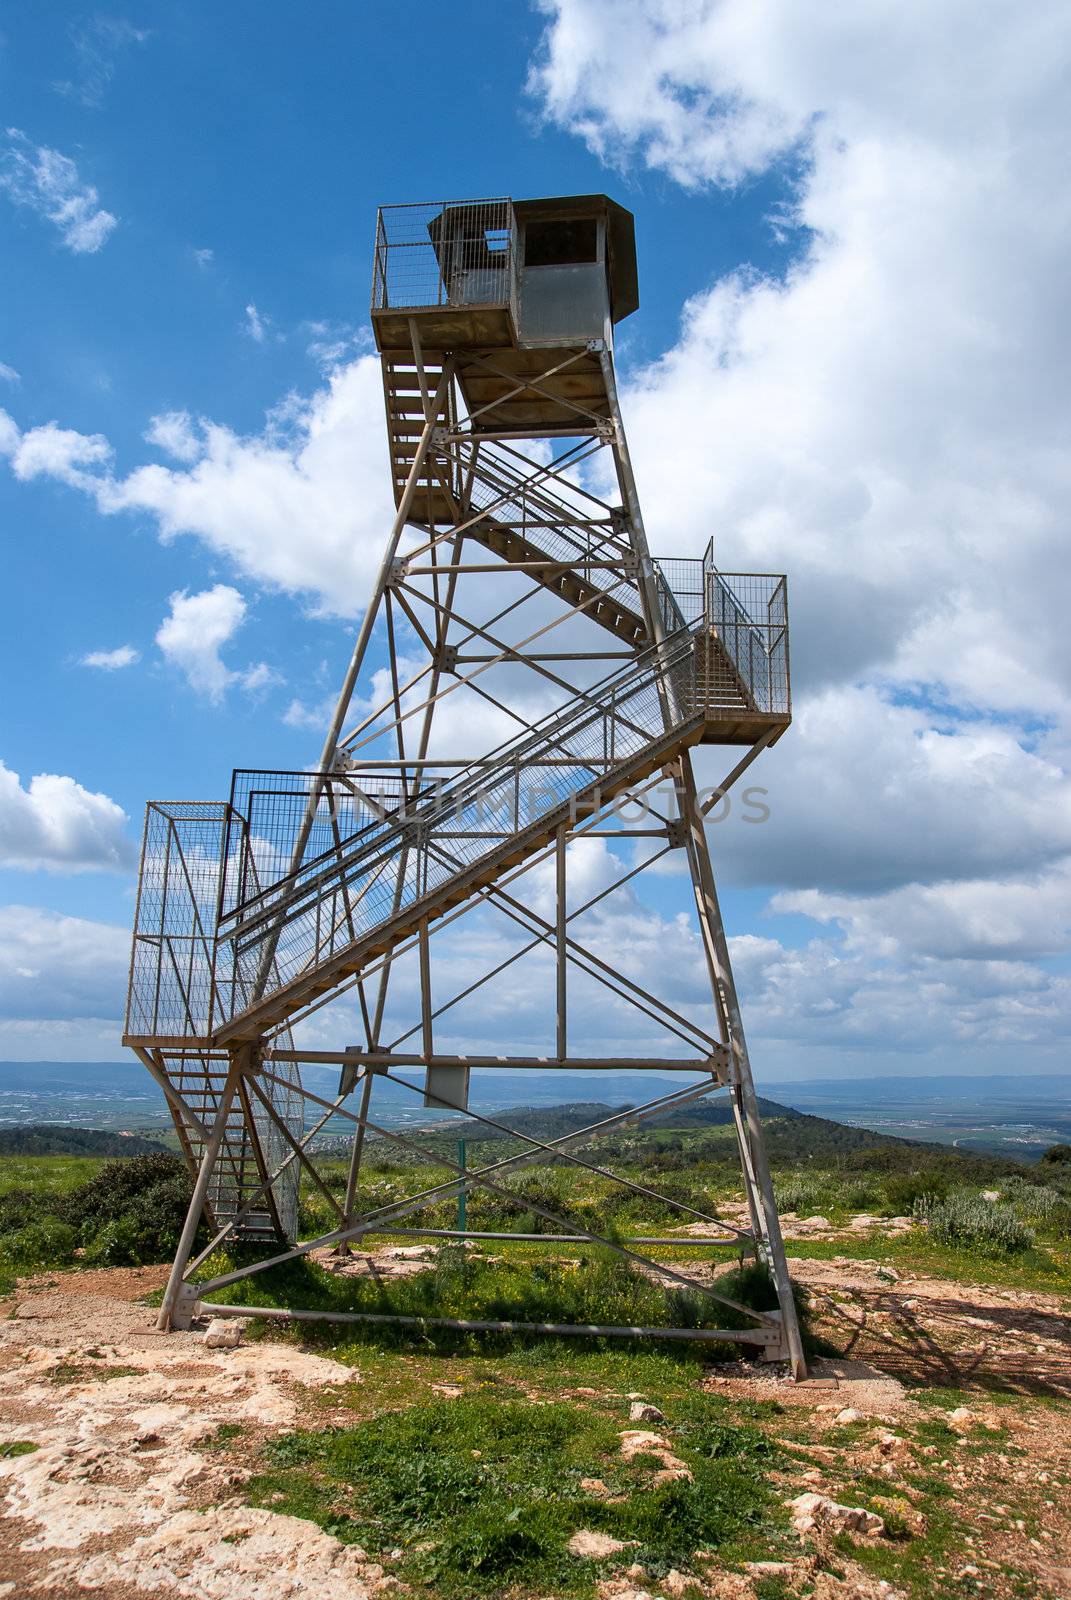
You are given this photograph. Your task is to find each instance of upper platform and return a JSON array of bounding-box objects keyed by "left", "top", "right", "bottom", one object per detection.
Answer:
[{"left": 370, "top": 194, "right": 637, "bottom": 356}]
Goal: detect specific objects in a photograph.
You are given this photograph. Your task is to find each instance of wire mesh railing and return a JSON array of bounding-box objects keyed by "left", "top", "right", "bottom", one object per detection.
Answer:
[
  {"left": 127, "top": 560, "right": 789, "bottom": 1037},
  {"left": 216, "top": 629, "right": 703, "bottom": 1010},
  {"left": 126, "top": 810, "right": 307, "bottom": 1241},
  {"left": 706, "top": 566, "right": 790, "bottom": 716},
  {"left": 372, "top": 199, "right": 515, "bottom": 313},
  {"left": 460, "top": 439, "right": 646, "bottom": 621}
]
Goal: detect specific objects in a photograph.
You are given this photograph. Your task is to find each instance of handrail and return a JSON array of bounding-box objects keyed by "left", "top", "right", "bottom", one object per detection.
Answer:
[{"left": 218, "top": 623, "right": 703, "bottom": 944}]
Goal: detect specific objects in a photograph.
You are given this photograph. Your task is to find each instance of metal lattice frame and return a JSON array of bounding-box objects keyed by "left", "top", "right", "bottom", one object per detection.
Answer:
[{"left": 124, "top": 195, "right": 805, "bottom": 1375}]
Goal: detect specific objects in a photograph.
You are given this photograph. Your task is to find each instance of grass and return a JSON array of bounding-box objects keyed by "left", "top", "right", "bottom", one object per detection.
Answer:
[
  {"left": 0, "top": 1155, "right": 107, "bottom": 1197},
  {"left": 0, "top": 1440, "right": 38, "bottom": 1458},
  {"left": 246, "top": 1390, "right": 791, "bottom": 1597},
  {"left": 47, "top": 1360, "right": 142, "bottom": 1383},
  {"left": 204, "top": 1244, "right": 802, "bottom": 1359}
]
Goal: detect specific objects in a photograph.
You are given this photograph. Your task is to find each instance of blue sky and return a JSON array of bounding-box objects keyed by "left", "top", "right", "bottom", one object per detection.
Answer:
[{"left": 1, "top": 1, "right": 1068, "bottom": 1078}]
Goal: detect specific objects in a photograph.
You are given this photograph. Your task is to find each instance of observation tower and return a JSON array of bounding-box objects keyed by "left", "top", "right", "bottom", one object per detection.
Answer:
[{"left": 124, "top": 194, "right": 803, "bottom": 1374}]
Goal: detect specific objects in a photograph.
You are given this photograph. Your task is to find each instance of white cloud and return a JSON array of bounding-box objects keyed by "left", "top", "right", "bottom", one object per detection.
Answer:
[
  {"left": 244, "top": 303, "right": 271, "bottom": 343},
  {"left": 156, "top": 584, "right": 245, "bottom": 702},
  {"left": 774, "top": 858, "right": 1071, "bottom": 965},
  {"left": 2, "top": 415, "right": 112, "bottom": 487},
  {"left": 145, "top": 409, "right": 203, "bottom": 464},
  {"left": 81, "top": 645, "right": 140, "bottom": 671},
  {"left": 729, "top": 929, "right": 1070, "bottom": 1062},
  {"left": 54, "top": 16, "right": 150, "bottom": 109},
  {"left": 0, "top": 761, "right": 135, "bottom": 873},
  {"left": 0, "top": 362, "right": 19, "bottom": 385},
  {"left": 0, "top": 906, "right": 128, "bottom": 1019},
  {"left": 237, "top": 660, "right": 280, "bottom": 694},
  {"left": 525, "top": 0, "right": 1071, "bottom": 1067},
  {"left": 0, "top": 358, "right": 397, "bottom": 615},
  {"left": 304, "top": 320, "right": 371, "bottom": 369},
  {"left": 532, "top": 0, "right": 1071, "bottom": 719},
  {"left": 696, "top": 685, "right": 1071, "bottom": 893},
  {"left": 192, "top": 246, "right": 214, "bottom": 269},
  {"left": 0, "top": 129, "right": 118, "bottom": 253},
  {"left": 154, "top": 584, "right": 279, "bottom": 703}
]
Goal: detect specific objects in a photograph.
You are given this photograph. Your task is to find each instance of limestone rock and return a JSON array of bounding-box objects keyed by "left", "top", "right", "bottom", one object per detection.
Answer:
[
  {"left": 628, "top": 1401, "right": 667, "bottom": 1424},
  {"left": 834, "top": 1406, "right": 864, "bottom": 1424},
  {"left": 568, "top": 1528, "right": 629, "bottom": 1558},
  {"left": 661, "top": 1569, "right": 693, "bottom": 1597},
  {"left": 203, "top": 1319, "right": 242, "bottom": 1350},
  {"left": 618, "top": 1429, "right": 693, "bottom": 1481},
  {"left": 788, "top": 1491, "right": 884, "bottom": 1537}
]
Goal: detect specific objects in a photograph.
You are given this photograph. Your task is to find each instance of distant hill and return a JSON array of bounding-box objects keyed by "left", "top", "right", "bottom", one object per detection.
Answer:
[
  {"left": 0, "top": 1125, "right": 169, "bottom": 1157},
  {"left": 395, "top": 1096, "right": 919, "bottom": 1154}
]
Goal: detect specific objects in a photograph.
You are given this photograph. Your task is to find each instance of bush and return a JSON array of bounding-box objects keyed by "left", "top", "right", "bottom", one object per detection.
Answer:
[
  {"left": 59, "top": 1153, "right": 196, "bottom": 1264},
  {"left": 883, "top": 1171, "right": 951, "bottom": 1217},
  {"left": 0, "top": 1217, "right": 77, "bottom": 1270},
  {"left": 921, "top": 1191, "right": 1034, "bottom": 1255},
  {"left": 999, "top": 1176, "right": 1067, "bottom": 1224},
  {"left": 0, "top": 1190, "right": 39, "bottom": 1235},
  {"left": 1041, "top": 1145, "right": 1071, "bottom": 1165}
]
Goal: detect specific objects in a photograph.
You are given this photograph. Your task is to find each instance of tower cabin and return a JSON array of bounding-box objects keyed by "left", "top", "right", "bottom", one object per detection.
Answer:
[{"left": 371, "top": 194, "right": 635, "bottom": 522}]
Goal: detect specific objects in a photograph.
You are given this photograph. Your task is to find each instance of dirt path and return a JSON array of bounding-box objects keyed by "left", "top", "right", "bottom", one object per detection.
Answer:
[{"left": 788, "top": 1255, "right": 1071, "bottom": 1399}]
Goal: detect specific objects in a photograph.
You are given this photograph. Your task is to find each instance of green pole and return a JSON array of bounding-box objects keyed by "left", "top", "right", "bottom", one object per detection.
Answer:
[{"left": 457, "top": 1139, "right": 467, "bottom": 1233}]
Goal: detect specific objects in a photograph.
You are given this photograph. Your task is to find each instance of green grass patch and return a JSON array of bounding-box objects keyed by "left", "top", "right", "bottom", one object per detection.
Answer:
[
  {"left": 0, "top": 1440, "right": 39, "bottom": 1458},
  {"left": 246, "top": 1392, "right": 790, "bottom": 1597},
  {"left": 205, "top": 1245, "right": 804, "bottom": 1360},
  {"left": 47, "top": 1360, "right": 142, "bottom": 1384}
]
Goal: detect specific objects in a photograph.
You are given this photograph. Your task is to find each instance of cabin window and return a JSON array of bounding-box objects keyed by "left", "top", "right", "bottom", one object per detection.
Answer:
[{"left": 524, "top": 217, "right": 598, "bottom": 267}]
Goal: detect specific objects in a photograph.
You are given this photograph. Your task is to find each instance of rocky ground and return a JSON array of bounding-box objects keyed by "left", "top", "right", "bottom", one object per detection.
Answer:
[{"left": 0, "top": 1254, "right": 1069, "bottom": 1599}]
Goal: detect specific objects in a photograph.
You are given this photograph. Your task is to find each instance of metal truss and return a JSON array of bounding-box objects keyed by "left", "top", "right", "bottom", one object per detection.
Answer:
[{"left": 125, "top": 197, "right": 804, "bottom": 1376}]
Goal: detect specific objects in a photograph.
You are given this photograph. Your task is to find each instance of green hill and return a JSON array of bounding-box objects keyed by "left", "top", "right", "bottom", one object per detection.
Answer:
[{"left": 0, "top": 1125, "right": 169, "bottom": 1158}]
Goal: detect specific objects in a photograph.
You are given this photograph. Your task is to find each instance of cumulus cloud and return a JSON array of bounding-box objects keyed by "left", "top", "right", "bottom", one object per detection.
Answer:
[
  {"left": 524, "top": 0, "right": 1071, "bottom": 1068},
  {"left": 0, "top": 358, "right": 396, "bottom": 614},
  {"left": 773, "top": 859, "right": 1071, "bottom": 965},
  {"left": 0, "top": 130, "right": 118, "bottom": 253},
  {"left": 155, "top": 584, "right": 277, "bottom": 702},
  {"left": 532, "top": 1, "right": 1071, "bottom": 718},
  {"left": 0, "top": 762, "right": 135, "bottom": 873},
  {"left": 0, "top": 362, "right": 19, "bottom": 385},
  {"left": 145, "top": 409, "right": 203, "bottom": 464},
  {"left": 698, "top": 686, "right": 1071, "bottom": 893},
  {"left": 0, "top": 906, "right": 129, "bottom": 1019},
  {"left": 80, "top": 644, "right": 139, "bottom": 670},
  {"left": 1, "top": 415, "right": 112, "bottom": 486}
]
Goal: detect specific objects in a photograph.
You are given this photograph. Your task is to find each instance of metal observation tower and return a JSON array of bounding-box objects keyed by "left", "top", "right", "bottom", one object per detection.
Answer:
[{"left": 124, "top": 194, "right": 804, "bottom": 1374}]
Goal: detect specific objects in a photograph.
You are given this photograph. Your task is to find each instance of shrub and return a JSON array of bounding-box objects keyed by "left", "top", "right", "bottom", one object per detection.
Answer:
[
  {"left": 999, "top": 1176, "right": 1067, "bottom": 1224},
  {"left": 0, "top": 1190, "right": 38, "bottom": 1235},
  {"left": 922, "top": 1191, "right": 1034, "bottom": 1254},
  {"left": 883, "top": 1172, "right": 951, "bottom": 1216},
  {"left": 0, "top": 1217, "right": 78, "bottom": 1270},
  {"left": 773, "top": 1176, "right": 820, "bottom": 1214},
  {"left": 59, "top": 1153, "right": 196, "bottom": 1264},
  {"left": 1041, "top": 1145, "right": 1071, "bottom": 1165}
]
